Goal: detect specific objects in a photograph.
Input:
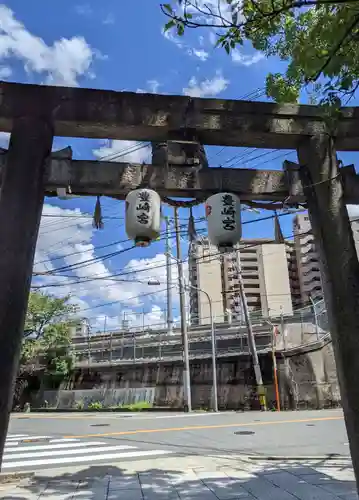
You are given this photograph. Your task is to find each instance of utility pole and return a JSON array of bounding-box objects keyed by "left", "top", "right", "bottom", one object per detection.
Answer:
[
  {"left": 0, "top": 117, "right": 53, "bottom": 469},
  {"left": 87, "top": 330, "right": 91, "bottom": 366},
  {"left": 165, "top": 217, "right": 174, "bottom": 334},
  {"left": 235, "top": 251, "right": 267, "bottom": 411},
  {"left": 271, "top": 326, "right": 280, "bottom": 412},
  {"left": 109, "top": 332, "right": 113, "bottom": 364},
  {"left": 174, "top": 207, "right": 192, "bottom": 412},
  {"left": 280, "top": 307, "right": 296, "bottom": 410},
  {"left": 297, "top": 135, "right": 359, "bottom": 490}
]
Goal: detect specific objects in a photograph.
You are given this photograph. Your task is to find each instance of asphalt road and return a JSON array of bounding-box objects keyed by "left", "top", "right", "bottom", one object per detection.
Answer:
[{"left": 6, "top": 409, "right": 348, "bottom": 463}]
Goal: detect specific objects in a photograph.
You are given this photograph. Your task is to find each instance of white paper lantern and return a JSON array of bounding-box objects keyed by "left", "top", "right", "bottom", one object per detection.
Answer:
[
  {"left": 125, "top": 189, "right": 161, "bottom": 247},
  {"left": 205, "top": 193, "right": 242, "bottom": 249}
]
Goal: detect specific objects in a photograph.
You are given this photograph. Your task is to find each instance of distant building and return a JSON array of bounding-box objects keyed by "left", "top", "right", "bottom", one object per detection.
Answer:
[
  {"left": 291, "top": 212, "right": 359, "bottom": 306},
  {"left": 188, "top": 210, "right": 359, "bottom": 325},
  {"left": 69, "top": 318, "right": 91, "bottom": 338},
  {"left": 188, "top": 231, "right": 293, "bottom": 325}
]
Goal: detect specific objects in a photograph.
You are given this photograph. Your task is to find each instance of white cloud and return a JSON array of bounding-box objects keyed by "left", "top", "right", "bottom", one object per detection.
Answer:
[
  {"left": 0, "top": 65, "right": 11, "bottom": 79},
  {"left": 33, "top": 204, "right": 180, "bottom": 329},
  {"left": 0, "top": 5, "right": 96, "bottom": 86},
  {"left": 92, "top": 304, "right": 167, "bottom": 332},
  {"left": 0, "top": 132, "right": 9, "bottom": 148},
  {"left": 184, "top": 0, "right": 241, "bottom": 25},
  {"left": 209, "top": 32, "right": 217, "bottom": 46},
  {"left": 147, "top": 79, "right": 161, "bottom": 93},
  {"left": 136, "top": 79, "right": 162, "bottom": 94},
  {"left": 74, "top": 4, "right": 93, "bottom": 16},
  {"left": 188, "top": 48, "right": 209, "bottom": 61},
  {"left": 183, "top": 71, "right": 229, "bottom": 97},
  {"left": 163, "top": 29, "right": 210, "bottom": 61},
  {"left": 162, "top": 29, "right": 185, "bottom": 50},
  {"left": 75, "top": 5, "right": 115, "bottom": 26},
  {"left": 347, "top": 205, "right": 359, "bottom": 218},
  {"left": 231, "top": 50, "right": 264, "bottom": 66},
  {"left": 102, "top": 13, "right": 115, "bottom": 25},
  {"left": 93, "top": 140, "right": 151, "bottom": 164}
]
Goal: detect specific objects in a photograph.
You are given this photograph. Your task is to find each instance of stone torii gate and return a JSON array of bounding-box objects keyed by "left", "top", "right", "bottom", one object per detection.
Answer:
[{"left": 0, "top": 81, "right": 359, "bottom": 482}]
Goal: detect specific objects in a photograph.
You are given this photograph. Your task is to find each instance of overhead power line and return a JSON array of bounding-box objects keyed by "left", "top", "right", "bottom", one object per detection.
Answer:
[
  {"left": 32, "top": 210, "right": 307, "bottom": 296},
  {"left": 34, "top": 224, "right": 200, "bottom": 269},
  {"left": 78, "top": 286, "right": 175, "bottom": 313},
  {"left": 33, "top": 210, "right": 300, "bottom": 285}
]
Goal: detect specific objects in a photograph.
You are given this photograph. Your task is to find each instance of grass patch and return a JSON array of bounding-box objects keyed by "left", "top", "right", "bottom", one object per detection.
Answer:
[{"left": 111, "top": 401, "right": 153, "bottom": 411}]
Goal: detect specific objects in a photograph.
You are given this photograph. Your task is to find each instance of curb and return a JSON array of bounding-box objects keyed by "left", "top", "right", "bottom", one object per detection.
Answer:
[
  {"left": 246, "top": 455, "right": 351, "bottom": 461},
  {"left": 14, "top": 407, "right": 184, "bottom": 414}
]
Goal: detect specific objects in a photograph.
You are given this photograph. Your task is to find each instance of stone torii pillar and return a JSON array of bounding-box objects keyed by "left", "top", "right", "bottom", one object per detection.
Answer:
[
  {"left": 0, "top": 116, "right": 53, "bottom": 469},
  {"left": 297, "top": 134, "right": 359, "bottom": 488}
]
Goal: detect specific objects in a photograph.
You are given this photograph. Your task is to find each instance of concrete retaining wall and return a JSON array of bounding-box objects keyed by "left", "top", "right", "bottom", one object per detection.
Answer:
[
  {"left": 34, "top": 387, "right": 155, "bottom": 409},
  {"left": 31, "top": 341, "right": 341, "bottom": 410}
]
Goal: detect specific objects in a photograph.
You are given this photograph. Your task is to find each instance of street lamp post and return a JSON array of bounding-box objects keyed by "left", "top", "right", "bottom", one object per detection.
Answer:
[
  {"left": 186, "top": 282, "right": 218, "bottom": 413},
  {"left": 309, "top": 295, "right": 320, "bottom": 341},
  {"left": 148, "top": 275, "right": 219, "bottom": 412}
]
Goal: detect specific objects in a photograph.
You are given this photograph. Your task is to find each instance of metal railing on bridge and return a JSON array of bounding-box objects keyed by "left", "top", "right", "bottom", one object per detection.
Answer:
[{"left": 72, "top": 301, "right": 329, "bottom": 367}]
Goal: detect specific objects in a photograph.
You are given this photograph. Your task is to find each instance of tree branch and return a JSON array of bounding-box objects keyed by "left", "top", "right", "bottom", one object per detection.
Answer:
[
  {"left": 161, "top": 0, "right": 359, "bottom": 32},
  {"left": 306, "top": 15, "right": 359, "bottom": 83}
]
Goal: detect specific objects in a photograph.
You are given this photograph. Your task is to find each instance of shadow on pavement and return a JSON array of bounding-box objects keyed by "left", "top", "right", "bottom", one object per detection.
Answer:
[
  {"left": 98, "top": 433, "right": 352, "bottom": 462},
  {"left": 0, "top": 458, "right": 357, "bottom": 499}
]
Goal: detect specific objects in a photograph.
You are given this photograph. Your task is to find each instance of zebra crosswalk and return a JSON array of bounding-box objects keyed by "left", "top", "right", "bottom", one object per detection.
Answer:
[{"left": 3, "top": 433, "right": 173, "bottom": 471}]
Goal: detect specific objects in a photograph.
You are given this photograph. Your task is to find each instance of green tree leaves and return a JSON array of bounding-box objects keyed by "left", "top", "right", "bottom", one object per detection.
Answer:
[
  {"left": 24, "top": 291, "right": 77, "bottom": 339},
  {"left": 21, "top": 291, "right": 78, "bottom": 379},
  {"left": 161, "top": 0, "right": 359, "bottom": 103}
]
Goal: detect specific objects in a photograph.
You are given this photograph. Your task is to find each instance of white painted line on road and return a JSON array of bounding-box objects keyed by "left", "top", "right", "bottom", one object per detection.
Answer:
[
  {"left": 5, "top": 438, "right": 82, "bottom": 447},
  {"left": 49, "top": 438, "right": 80, "bottom": 443},
  {"left": 5, "top": 441, "right": 107, "bottom": 452},
  {"left": 2, "top": 449, "right": 173, "bottom": 468},
  {"left": 4, "top": 444, "right": 135, "bottom": 460},
  {"left": 6, "top": 434, "right": 29, "bottom": 438},
  {"left": 150, "top": 413, "right": 225, "bottom": 420},
  {"left": 6, "top": 438, "right": 30, "bottom": 442},
  {"left": 6, "top": 435, "right": 52, "bottom": 442},
  {"left": 5, "top": 436, "right": 29, "bottom": 441}
]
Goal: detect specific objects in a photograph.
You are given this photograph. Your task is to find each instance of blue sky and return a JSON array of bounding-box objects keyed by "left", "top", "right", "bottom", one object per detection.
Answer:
[{"left": 2, "top": 0, "right": 359, "bottom": 332}]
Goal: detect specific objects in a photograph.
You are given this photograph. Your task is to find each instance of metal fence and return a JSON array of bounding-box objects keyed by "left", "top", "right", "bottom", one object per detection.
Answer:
[{"left": 73, "top": 300, "right": 329, "bottom": 367}]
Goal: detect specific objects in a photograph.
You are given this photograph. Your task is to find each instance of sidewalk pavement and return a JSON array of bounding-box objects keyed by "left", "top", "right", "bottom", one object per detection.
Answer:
[{"left": 0, "top": 454, "right": 357, "bottom": 500}]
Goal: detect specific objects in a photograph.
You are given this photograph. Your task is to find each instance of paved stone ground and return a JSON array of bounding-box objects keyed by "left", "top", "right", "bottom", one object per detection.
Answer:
[{"left": 0, "top": 455, "right": 357, "bottom": 499}]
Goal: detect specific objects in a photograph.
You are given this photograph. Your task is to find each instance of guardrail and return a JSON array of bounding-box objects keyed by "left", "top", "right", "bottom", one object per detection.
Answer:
[{"left": 71, "top": 304, "right": 330, "bottom": 367}]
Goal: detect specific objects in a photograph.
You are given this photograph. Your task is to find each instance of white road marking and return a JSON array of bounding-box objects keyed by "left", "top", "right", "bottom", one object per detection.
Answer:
[
  {"left": 6, "top": 435, "right": 52, "bottom": 442},
  {"left": 4, "top": 444, "right": 135, "bottom": 460},
  {"left": 5, "top": 437, "right": 81, "bottom": 447},
  {"left": 5, "top": 441, "right": 107, "bottom": 452},
  {"left": 49, "top": 438, "right": 80, "bottom": 443},
  {"left": 6, "top": 434, "right": 29, "bottom": 438},
  {"left": 2, "top": 449, "right": 173, "bottom": 468}
]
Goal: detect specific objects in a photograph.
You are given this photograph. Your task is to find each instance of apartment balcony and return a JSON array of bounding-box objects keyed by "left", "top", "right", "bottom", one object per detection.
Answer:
[
  {"left": 242, "top": 268, "right": 258, "bottom": 280},
  {"left": 241, "top": 278, "right": 260, "bottom": 286}
]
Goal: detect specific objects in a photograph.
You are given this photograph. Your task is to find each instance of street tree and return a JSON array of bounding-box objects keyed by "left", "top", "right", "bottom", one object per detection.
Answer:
[
  {"left": 161, "top": 0, "right": 359, "bottom": 104},
  {"left": 14, "top": 292, "right": 78, "bottom": 407},
  {"left": 24, "top": 291, "right": 77, "bottom": 339}
]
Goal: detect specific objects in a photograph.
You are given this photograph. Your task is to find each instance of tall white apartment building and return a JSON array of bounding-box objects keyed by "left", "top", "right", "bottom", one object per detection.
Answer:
[
  {"left": 188, "top": 237, "right": 293, "bottom": 325},
  {"left": 292, "top": 212, "right": 359, "bottom": 306}
]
